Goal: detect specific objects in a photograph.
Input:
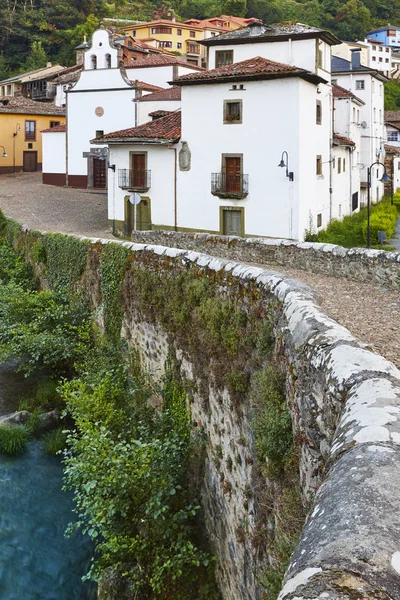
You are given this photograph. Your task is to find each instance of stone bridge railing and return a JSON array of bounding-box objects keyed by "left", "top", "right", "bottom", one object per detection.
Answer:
[
  {"left": 13, "top": 225, "right": 400, "bottom": 599},
  {"left": 131, "top": 230, "right": 400, "bottom": 290}
]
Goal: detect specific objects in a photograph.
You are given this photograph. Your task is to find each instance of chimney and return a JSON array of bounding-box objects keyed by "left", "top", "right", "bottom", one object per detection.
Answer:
[{"left": 350, "top": 48, "right": 361, "bottom": 69}]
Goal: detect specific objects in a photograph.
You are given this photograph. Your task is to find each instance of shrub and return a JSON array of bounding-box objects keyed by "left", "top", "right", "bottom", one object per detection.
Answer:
[
  {"left": 44, "top": 427, "right": 68, "bottom": 454},
  {"left": 19, "top": 379, "right": 62, "bottom": 412},
  {"left": 0, "top": 425, "right": 31, "bottom": 455}
]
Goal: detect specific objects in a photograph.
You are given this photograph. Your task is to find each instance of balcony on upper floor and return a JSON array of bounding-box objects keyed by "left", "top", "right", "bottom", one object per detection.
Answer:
[
  {"left": 211, "top": 172, "right": 249, "bottom": 199},
  {"left": 118, "top": 169, "right": 151, "bottom": 192}
]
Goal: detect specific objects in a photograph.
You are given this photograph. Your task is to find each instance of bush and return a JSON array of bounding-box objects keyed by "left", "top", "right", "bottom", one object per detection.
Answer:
[
  {"left": 44, "top": 427, "right": 68, "bottom": 454},
  {"left": 19, "top": 380, "right": 62, "bottom": 413},
  {"left": 0, "top": 425, "right": 31, "bottom": 455}
]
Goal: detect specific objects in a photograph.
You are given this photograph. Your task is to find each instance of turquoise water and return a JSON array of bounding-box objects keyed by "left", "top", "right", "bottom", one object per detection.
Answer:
[{"left": 0, "top": 365, "right": 96, "bottom": 599}]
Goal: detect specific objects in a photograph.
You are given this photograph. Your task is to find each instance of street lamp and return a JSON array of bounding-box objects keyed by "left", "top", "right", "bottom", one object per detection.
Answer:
[
  {"left": 0, "top": 145, "right": 7, "bottom": 158},
  {"left": 366, "top": 161, "right": 391, "bottom": 249},
  {"left": 12, "top": 123, "right": 21, "bottom": 174},
  {"left": 278, "top": 151, "right": 294, "bottom": 181}
]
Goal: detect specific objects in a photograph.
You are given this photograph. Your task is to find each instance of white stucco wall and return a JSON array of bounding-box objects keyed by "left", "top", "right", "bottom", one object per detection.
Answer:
[
  {"left": 207, "top": 38, "right": 332, "bottom": 81},
  {"left": 137, "top": 99, "right": 181, "bottom": 125},
  {"left": 108, "top": 143, "right": 176, "bottom": 228},
  {"left": 42, "top": 131, "right": 66, "bottom": 174},
  {"left": 125, "top": 65, "right": 173, "bottom": 88},
  {"left": 333, "top": 72, "right": 385, "bottom": 204},
  {"left": 331, "top": 146, "right": 352, "bottom": 218},
  {"left": 174, "top": 76, "right": 330, "bottom": 241},
  {"left": 393, "top": 156, "right": 400, "bottom": 192},
  {"left": 83, "top": 29, "right": 119, "bottom": 71}
]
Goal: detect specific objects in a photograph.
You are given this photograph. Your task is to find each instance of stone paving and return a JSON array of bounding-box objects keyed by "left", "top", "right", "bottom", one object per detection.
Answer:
[
  {"left": 1, "top": 172, "right": 400, "bottom": 368},
  {"left": 0, "top": 172, "right": 112, "bottom": 239}
]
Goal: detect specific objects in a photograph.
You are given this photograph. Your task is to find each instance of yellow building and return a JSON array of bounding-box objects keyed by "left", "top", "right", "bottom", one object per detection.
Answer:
[{"left": 0, "top": 96, "right": 65, "bottom": 174}]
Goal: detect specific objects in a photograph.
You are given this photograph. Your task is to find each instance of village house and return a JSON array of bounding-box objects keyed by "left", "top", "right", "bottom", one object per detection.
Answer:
[
  {"left": 94, "top": 49, "right": 333, "bottom": 239},
  {"left": 0, "top": 96, "right": 65, "bottom": 174},
  {"left": 0, "top": 64, "right": 67, "bottom": 101},
  {"left": 41, "top": 28, "right": 201, "bottom": 189},
  {"left": 331, "top": 51, "right": 387, "bottom": 206}
]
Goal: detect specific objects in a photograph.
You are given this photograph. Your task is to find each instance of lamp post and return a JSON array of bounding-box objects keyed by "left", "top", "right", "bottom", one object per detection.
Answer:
[
  {"left": 0, "top": 146, "right": 7, "bottom": 158},
  {"left": 366, "top": 161, "right": 391, "bottom": 249},
  {"left": 12, "top": 123, "right": 21, "bottom": 174},
  {"left": 278, "top": 151, "right": 294, "bottom": 181}
]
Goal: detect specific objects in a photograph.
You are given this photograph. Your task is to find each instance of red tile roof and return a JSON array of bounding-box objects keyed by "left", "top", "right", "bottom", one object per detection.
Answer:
[
  {"left": 124, "top": 53, "right": 204, "bottom": 71},
  {"left": 41, "top": 124, "right": 66, "bottom": 133},
  {"left": 174, "top": 56, "right": 313, "bottom": 84},
  {"left": 0, "top": 96, "right": 65, "bottom": 116},
  {"left": 385, "top": 143, "right": 400, "bottom": 155},
  {"left": 332, "top": 83, "right": 364, "bottom": 104},
  {"left": 333, "top": 134, "right": 355, "bottom": 147},
  {"left": 92, "top": 110, "right": 181, "bottom": 143},
  {"left": 148, "top": 109, "right": 172, "bottom": 118},
  {"left": 139, "top": 86, "right": 181, "bottom": 101},
  {"left": 135, "top": 81, "right": 164, "bottom": 92}
]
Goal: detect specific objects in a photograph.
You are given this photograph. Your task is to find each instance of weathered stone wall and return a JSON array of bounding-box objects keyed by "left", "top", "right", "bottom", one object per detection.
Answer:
[
  {"left": 131, "top": 230, "right": 400, "bottom": 290},
  {"left": 14, "top": 227, "right": 400, "bottom": 599}
]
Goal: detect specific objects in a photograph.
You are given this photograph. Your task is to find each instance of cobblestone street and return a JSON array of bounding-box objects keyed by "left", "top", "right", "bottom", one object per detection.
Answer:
[
  {"left": 0, "top": 172, "right": 111, "bottom": 239},
  {"left": 1, "top": 172, "right": 400, "bottom": 368}
]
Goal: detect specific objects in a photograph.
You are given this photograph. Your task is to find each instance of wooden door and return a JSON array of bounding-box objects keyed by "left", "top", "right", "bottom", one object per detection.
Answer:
[
  {"left": 223, "top": 209, "right": 242, "bottom": 237},
  {"left": 225, "top": 157, "right": 241, "bottom": 194},
  {"left": 23, "top": 151, "right": 37, "bottom": 172},
  {"left": 125, "top": 196, "right": 152, "bottom": 235},
  {"left": 93, "top": 158, "right": 107, "bottom": 189},
  {"left": 132, "top": 154, "right": 146, "bottom": 188}
]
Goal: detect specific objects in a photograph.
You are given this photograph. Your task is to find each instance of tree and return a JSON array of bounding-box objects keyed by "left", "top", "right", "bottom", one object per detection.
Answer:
[{"left": 25, "top": 41, "right": 48, "bottom": 71}]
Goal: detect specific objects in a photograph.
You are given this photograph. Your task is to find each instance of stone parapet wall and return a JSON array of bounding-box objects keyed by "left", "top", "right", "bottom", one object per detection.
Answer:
[
  {"left": 13, "top": 225, "right": 400, "bottom": 599},
  {"left": 131, "top": 230, "right": 400, "bottom": 290}
]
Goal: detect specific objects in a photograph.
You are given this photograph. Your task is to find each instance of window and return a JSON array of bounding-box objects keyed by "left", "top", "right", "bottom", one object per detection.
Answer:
[
  {"left": 355, "top": 80, "right": 365, "bottom": 90},
  {"left": 388, "top": 130, "right": 399, "bottom": 141},
  {"left": 331, "top": 79, "right": 337, "bottom": 85},
  {"left": 189, "top": 30, "right": 196, "bottom": 38},
  {"left": 91, "top": 55, "right": 97, "bottom": 69},
  {"left": 352, "top": 192, "right": 359, "bottom": 211},
  {"left": 352, "top": 107, "right": 356, "bottom": 121},
  {"left": 343, "top": 158, "right": 346, "bottom": 172},
  {"left": 105, "top": 53, "right": 111, "bottom": 68},
  {"left": 177, "top": 28, "right": 182, "bottom": 35},
  {"left": 316, "top": 155, "right": 322, "bottom": 175},
  {"left": 211, "top": 32, "right": 216, "bottom": 36},
  {"left": 127, "top": 40, "right": 132, "bottom": 47},
  {"left": 372, "top": 56, "right": 376, "bottom": 61},
  {"left": 386, "top": 47, "right": 390, "bottom": 52},
  {"left": 221, "top": 207, "right": 243, "bottom": 237},
  {"left": 317, "top": 49, "right": 323, "bottom": 68},
  {"left": 159, "top": 41, "right": 172, "bottom": 48},
  {"left": 388, "top": 29, "right": 396, "bottom": 36},
  {"left": 386, "top": 58, "right": 389, "bottom": 63},
  {"left": 131, "top": 152, "right": 148, "bottom": 189},
  {"left": 188, "top": 43, "right": 200, "bottom": 54},
  {"left": 50, "top": 121, "right": 60, "bottom": 128},
  {"left": 177, "top": 42, "right": 182, "bottom": 49},
  {"left": 372, "top": 45, "right": 376, "bottom": 50},
  {"left": 151, "top": 27, "right": 172, "bottom": 34},
  {"left": 6, "top": 84, "right": 11, "bottom": 95},
  {"left": 316, "top": 100, "right": 322, "bottom": 124},
  {"left": 25, "top": 120, "right": 36, "bottom": 140},
  {"left": 224, "top": 100, "right": 242, "bottom": 124},
  {"left": 216, "top": 50, "right": 233, "bottom": 67},
  {"left": 131, "top": 30, "right": 136, "bottom": 37},
  {"left": 357, "top": 109, "right": 360, "bottom": 123},
  {"left": 379, "top": 57, "right": 383, "bottom": 62},
  {"left": 379, "top": 46, "right": 383, "bottom": 52},
  {"left": 338, "top": 157, "right": 341, "bottom": 173},
  {"left": 95, "top": 130, "right": 104, "bottom": 138},
  {"left": 317, "top": 213, "right": 322, "bottom": 227}
]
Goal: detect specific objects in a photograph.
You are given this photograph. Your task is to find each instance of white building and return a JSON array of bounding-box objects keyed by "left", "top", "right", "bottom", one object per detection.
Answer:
[
  {"left": 95, "top": 51, "right": 334, "bottom": 239},
  {"left": 331, "top": 84, "right": 364, "bottom": 216},
  {"left": 331, "top": 51, "right": 387, "bottom": 206},
  {"left": 136, "top": 86, "right": 181, "bottom": 125},
  {"left": 125, "top": 54, "right": 204, "bottom": 89},
  {"left": 332, "top": 39, "right": 392, "bottom": 78}
]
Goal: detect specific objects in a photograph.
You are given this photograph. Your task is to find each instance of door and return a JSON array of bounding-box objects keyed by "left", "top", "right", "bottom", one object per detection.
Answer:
[
  {"left": 93, "top": 158, "right": 107, "bottom": 189},
  {"left": 225, "top": 157, "right": 241, "bottom": 194},
  {"left": 132, "top": 153, "right": 146, "bottom": 189},
  {"left": 23, "top": 151, "right": 37, "bottom": 172},
  {"left": 124, "top": 196, "right": 152, "bottom": 235},
  {"left": 222, "top": 209, "right": 242, "bottom": 237}
]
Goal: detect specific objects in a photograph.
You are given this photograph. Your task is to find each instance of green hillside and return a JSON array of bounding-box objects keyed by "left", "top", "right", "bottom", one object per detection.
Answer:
[{"left": 0, "top": 0, "right": 399, "bottom": 78}]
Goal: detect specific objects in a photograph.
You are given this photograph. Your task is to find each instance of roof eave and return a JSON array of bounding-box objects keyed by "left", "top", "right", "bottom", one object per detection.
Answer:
[
  {"left": 92, "top": 137, "right": 179, "bottom": 144},
  {"left": 332, "top": 68, "right": 389, "bottom": 82},
  {"left": 201, "top": 30, "right": 341, "bottom": 47},
  {"left": 173, "top": 70, "right": 326, "bottom": 87}
]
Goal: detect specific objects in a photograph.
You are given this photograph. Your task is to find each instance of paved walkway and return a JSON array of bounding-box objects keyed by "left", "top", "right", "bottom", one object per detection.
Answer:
[
  {"left": 0, "top": 172, "right": 112, "bottom": 239},
  {"left": 1, "top": 172, "right": 400, "bottom": 368}
]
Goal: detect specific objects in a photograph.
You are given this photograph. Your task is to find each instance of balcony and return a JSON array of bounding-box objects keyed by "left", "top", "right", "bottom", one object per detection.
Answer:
[
  {"left": 30, "top": 84, "right": 56, "bottom": 101},
  {"left": 186, "top": 43, "right": 201, "bottom": 55},
  {"left": 211, "top": 172, "right": 249, "bottom": 199},
  {"left": 118, "top": 169, "right": 151, "bottom": 191}
]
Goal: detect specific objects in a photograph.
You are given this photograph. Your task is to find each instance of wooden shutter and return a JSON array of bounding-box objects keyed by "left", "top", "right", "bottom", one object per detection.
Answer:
[
  {"left": 225, "top": 157, "right": 241, "bottom": 193},
  {"left": 132, "top": 153, "right": 146, "bottom": 188}
]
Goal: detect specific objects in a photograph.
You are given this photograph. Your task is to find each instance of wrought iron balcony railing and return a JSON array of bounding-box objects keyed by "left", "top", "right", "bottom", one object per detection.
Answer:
[
  {"left": 211, "top": 172, "right": 249, "bottom": 198},
  {"left": 118, "top": 169, "right": 151, "bottom": 191}
]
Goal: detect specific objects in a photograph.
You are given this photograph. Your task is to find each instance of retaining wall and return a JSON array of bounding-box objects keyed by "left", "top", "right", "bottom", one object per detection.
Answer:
[
  {"left": 131, "top": 230, "right": 400, "bottom": 290},
  {"left": 14, "top": 226, "right": 400, "bottom": 599}
]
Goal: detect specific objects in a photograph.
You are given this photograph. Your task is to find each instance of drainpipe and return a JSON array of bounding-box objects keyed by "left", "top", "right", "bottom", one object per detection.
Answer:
[
  {"left": 329, "top": 86, "right": 333, "bottom": 222},
  {"left": 65, "top": 90, "right": 69, "bottom": 186},
  {"left": 168, "top": 144, "right": 178, "bottom": 231}
]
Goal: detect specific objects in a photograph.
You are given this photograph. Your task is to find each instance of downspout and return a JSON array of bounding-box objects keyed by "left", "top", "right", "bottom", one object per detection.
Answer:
[
  {"left": 65, "top": 89, "right": 69, "bottom": 186},
  {"left": 168, "top": 144, "right": 178, "bottom": 231},
  {"left": 329, "top": 87, "right": 333, "bottom": 222},
  {"left": 349, "top": 147, "right": 353, "bottom": 214}
]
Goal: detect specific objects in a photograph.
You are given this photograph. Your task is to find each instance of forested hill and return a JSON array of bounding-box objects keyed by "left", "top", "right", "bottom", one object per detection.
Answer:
[{"left": 0, "top": 0, "right": 399, "bottom": 78}]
